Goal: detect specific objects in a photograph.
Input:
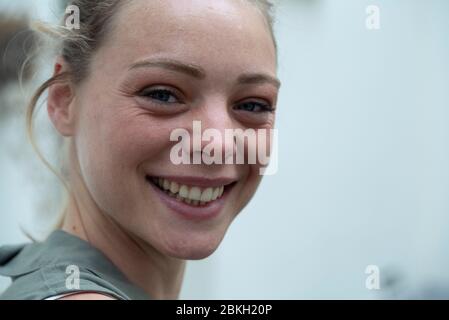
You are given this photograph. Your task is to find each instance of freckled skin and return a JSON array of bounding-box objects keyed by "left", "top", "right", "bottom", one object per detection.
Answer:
[{"left": 57, "top": 0, "right": 278, "bottom": 273}]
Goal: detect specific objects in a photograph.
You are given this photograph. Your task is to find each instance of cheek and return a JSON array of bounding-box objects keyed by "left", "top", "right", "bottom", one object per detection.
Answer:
[
  {"left": 234, "top": 129, "right": 274, "bottom": 211},
  {"left": 247, "top": 165, "right": 264, "bottom": 198},
  {"left": 74, "top": 104, "right": 172, "bottom": 213}
]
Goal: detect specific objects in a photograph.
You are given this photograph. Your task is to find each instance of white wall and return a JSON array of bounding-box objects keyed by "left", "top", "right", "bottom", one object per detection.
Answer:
[{"left": 0, "top": 0, "right": 58, "bottom": 21}]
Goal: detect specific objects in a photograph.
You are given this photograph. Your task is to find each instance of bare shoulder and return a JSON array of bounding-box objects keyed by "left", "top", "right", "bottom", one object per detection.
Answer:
[{"left": 58, "top": 292, "right": 117, "bottom": 300}]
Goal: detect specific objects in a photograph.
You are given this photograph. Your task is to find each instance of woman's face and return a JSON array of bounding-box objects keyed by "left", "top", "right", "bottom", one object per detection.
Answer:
[{"left": 71, "top": 0, "right": 279, "bottom": 259}]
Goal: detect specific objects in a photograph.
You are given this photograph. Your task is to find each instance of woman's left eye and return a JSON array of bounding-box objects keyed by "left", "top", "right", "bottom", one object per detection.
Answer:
[
  {"left": 235, "top": 101, "right": 274, "bottom": 113},
  {"left": 139, "top": 88, "right": 180, "bottom": 104}
]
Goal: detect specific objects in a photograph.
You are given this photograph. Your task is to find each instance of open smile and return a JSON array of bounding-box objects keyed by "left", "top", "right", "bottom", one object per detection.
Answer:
[{"left": 145, "top": 175, "right": 238, "bottom": 220}]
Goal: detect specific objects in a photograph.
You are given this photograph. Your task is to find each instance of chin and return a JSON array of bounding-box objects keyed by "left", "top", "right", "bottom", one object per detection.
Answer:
[{"left": 161, "top": 233, "right": 225, "bottom": 260}]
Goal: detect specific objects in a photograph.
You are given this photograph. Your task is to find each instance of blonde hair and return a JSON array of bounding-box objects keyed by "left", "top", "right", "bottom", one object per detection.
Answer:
[{"left": 25, "top": 0, "right": 277, "bottom": 233}]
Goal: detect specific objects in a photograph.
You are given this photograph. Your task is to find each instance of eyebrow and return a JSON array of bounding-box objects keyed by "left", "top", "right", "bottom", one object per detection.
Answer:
[
  {"left": 129, "top": 58, "right": 281, "bottom": 89},
  {"left": 129, "top": 58, "right": 206, "bottom": 79},
  {"left": 237, "top": 73, "right": 281, "bottom": 89}
]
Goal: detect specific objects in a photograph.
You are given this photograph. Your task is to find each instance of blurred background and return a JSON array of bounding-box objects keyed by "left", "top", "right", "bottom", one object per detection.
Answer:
[{"left": 1, "top": 0, "right": 448, "bottom": 299}]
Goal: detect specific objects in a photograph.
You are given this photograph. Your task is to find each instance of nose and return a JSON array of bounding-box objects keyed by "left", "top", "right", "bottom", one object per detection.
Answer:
[{"left": 190, "top": 98, "right": 237, "bottom": 165}]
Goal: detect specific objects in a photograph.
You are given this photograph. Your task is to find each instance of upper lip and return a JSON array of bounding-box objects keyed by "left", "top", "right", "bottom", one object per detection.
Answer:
[{"left": 146, "top": 175, "right": 238, "bottom": 188}]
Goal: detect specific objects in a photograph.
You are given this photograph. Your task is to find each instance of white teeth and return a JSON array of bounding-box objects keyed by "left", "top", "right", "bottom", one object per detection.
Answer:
[
  {"left": 188, "top": 187, "right": 202, "bottom": 201},
  {"left": 151, "top": 177, "right": 229, "bottom": 206},
  {"left": 212, "top": 187, "right": 220, "bottom": 200},
  {"left": 170, "top": 182, "right": 179, "bottom": 194},
  {"left": 200, "top": 188, "right": 213, "bottom": 202},
  {"left": 163, "top": 179, "right": 170, "bottom": 190},
  {"left": 179, "top": 185, "right": 189, "bottom": 198}
]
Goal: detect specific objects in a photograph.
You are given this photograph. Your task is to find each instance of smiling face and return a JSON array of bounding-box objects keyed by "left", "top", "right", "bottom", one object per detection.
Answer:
[{"left": 69, "top": 0, "right": 279, "bottom": 259}]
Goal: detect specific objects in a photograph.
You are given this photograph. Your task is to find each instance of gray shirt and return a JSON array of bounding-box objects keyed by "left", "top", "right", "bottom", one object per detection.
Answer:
[{"left": 0, "top": 230, "right": 151, "bottom": 300}]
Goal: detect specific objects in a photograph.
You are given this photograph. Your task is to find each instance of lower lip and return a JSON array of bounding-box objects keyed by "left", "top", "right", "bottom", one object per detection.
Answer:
[{"left": 146, "top": 178, "right": 232, "bottom": 221}]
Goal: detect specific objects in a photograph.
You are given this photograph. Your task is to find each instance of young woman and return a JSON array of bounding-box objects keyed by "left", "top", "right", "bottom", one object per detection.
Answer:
[{"left": 0, "top": 0, "right": 280, "bottom": 300}]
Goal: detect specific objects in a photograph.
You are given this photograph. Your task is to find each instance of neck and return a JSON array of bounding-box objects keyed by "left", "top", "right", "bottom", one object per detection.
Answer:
[{"left": 60, "top": 158, "right": 185, "bottom": 299}]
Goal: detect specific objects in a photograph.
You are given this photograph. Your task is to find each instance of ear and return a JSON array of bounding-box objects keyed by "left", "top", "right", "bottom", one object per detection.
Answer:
[{"left": 47, "top": 57, "right": 76, "bottom": 137}]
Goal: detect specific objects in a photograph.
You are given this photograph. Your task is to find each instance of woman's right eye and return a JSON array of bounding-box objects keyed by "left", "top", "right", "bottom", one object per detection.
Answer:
[{"left": 138, "top": 88, "right": 180, "bottom": 104}]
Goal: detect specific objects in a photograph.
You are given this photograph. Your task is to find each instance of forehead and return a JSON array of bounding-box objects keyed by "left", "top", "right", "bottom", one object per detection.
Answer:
[{"left": 101, "top": 0, "right": 277, "bottom": 74}]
